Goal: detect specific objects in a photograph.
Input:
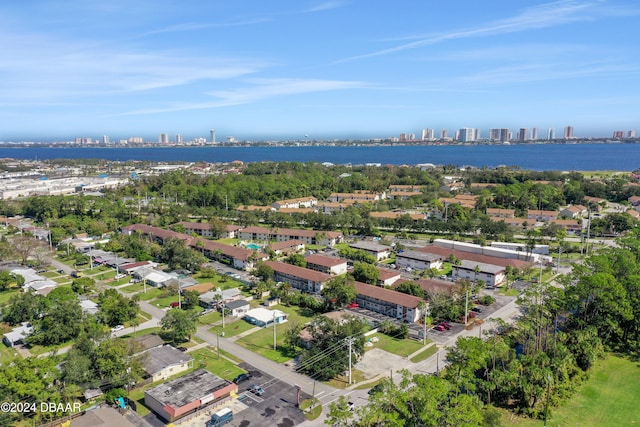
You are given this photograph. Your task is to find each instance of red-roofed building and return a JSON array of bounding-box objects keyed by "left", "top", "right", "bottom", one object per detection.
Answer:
[
  {"left": 353, "top": 281, "right": 424, "bottom": 323},
  {"left": 305, "top": 254, "right": 348, "bottom": 275},
  {"left": 265, "top": 261, "right": 331, "bottom": 294},
  {"left": 238, "top": 226, "right": 343, "bottom": 246}
]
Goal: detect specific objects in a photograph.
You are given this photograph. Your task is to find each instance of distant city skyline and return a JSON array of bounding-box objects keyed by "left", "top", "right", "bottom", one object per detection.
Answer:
[{"left": 1, "top": 1, "right": 640, "bottom": 140}]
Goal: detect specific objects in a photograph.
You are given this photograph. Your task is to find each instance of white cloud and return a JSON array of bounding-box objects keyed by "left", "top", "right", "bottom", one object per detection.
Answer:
[
  {"left": 119, "top": 78, "right": 368, "bottom": 115},
  {"left": 336, "top": 0, "right": 635, "bottom": 63}
]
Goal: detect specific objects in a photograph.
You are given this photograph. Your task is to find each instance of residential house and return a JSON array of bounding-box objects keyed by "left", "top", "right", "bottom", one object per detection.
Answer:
[
  {"left": 349, "top": 241, "right": 393, "bottom": 261},
  {"left": 628, "top": 195, "right": 640, "bottom": 206},
  {"left": 377, "top": 268, "right": 402, "bottom": 287},
  {"left": 353, "top": 282, "right": 423, "bottom": 323},
  {"left": 388, "top": 184, "right": 423, "bottom": 193},
  {"left": 486, "top": 208, "right": 515, "bottom": 219},
  {"left": 272, "top": 196, "right": 318, "bottom": 210},
  {"left": 144, "top": 369, "right": 237, "bottom": 423},
  {"left": 549, "top": 219, "right": 583, "bottom": 234},
  {"left": 369, "top": 212, "right": 425, "bottom": 221},
  {"left": 3, "top": 322, "right": 33, "bottom": 347},
  {"left": 490, "top": 217, "right": 536, "bottom": 231},
  {"left": 328, "top": 191, "right": 385, "bottom": 203},
  {"left": 267, "top": 239, "right": 306, "bottom": 256},
  {"left": 238, "top": 226, "right": 343, "bottom": 247},
  {"left": 244, "top": 307, "right": 288, "bottom": 327},
  {"left": 198, "top": 288, "right": 242, "bottom": 308},
  {"left": 265, "top": 261, "right": 331, "bottom": 294},
  {"left": 451, "top": 260, "right": 505, "bottom": 288},
  {"left": 395, "top": 250, "right": 444, "bottom": 271},
  {"left": 226, "top": 299, "right": 250, "bottom": 317},
  {"left": 140, "top": 345, "right": 194, "bottom": 383},
  {"left": 559, "top": 205, "right": 587, "bottom": 219},
  {"left": 527, "top": 209, "right": 558, "bottom": 222},
  {"left": 305, "top": 254, "right": 348, "bottom": 275}
]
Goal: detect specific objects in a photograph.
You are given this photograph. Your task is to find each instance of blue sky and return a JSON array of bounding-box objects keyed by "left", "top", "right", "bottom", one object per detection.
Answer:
[{"left": 1, "top": 0, "right": 639, "bottom": 141}]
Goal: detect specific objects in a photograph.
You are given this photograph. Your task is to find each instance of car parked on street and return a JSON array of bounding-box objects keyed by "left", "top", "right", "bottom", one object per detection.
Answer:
[{"left": 111, "top": 325, "right": 124, "bottom": 332}]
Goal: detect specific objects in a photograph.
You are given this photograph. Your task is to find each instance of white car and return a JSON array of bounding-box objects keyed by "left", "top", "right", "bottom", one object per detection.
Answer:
[{"left": 111, "top": 325, "right": 125, "bottom": 332}]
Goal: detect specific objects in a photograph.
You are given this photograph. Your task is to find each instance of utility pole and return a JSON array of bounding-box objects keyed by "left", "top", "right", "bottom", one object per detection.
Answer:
[
  {"left": 423, "top": 302, "right": 430, "bottom": 345},
  {"left": 346, "top": 337, "right": 354, "bottom": 385},
  {"left": 273, "top": 311, "right": 277, "bottom": 350},
  {"left": 464, "top": 288, "right": 469, "bottom": 325}
]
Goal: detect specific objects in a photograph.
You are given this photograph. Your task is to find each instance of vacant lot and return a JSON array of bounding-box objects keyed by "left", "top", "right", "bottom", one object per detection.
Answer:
[{"left": 507, "top": 354, "right": 640, "bottom": 427}]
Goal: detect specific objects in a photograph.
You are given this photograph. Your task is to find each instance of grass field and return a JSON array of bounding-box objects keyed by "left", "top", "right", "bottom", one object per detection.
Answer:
[
  {"left": 235, "top": 323, "right": 298, "bottom": 363},
  {"left": 190, "top": 347, "right": 245, "bottom": 381},
  {"left": 506, "top": 354, "right": 640, "bottom": 427},
  {"left": 366, "top": 333, "right": 428, "bottom": 357}
]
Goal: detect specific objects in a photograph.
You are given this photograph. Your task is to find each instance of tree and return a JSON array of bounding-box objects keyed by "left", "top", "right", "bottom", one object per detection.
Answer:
[
  {"left": 71, "top": 276, "right": 96, "bottom": 295},
  {"left": 97, "top": 288, "right": 139, "bottom": 327},
  {"left": 0, "top": 270, "right": 23, "bottom": 291},
  {"left": 10, "top": 234, "right": 46, "bottom": 265},
  {"left": 28, "top": 292, "right": 84, "bottom": 346},
  {"left": 352, "top": 261, "right": 380, "bottom": 285},
  {"left": 181, "top": 289, "right": 200, "bottom": 310},
  {"left": 161, "top": 309, "right": 198, "bottom": 343},
  {"left": 395, "top": 281, "right": 425, "bottom": 298},
  {"left": 208, "top": 217, "right": 228, "bottom": 239},
  {"left": 254, "top": 262, "right": 274, "bottom": 282},
  {"left": 283, "top": 321, "right": 304, "bottom": 352},
  {"left": 1, "top": 291, "right": 47, "bottom": 325},
  {"left": 298, "top": 316, "right": 367, "bottom": 381},
  {"left": 321, "top": 274, "right": 357, "bottom": 308},
  {"left": 159, "top": 237, "right": 206, "bottom": 271},
  {"left": 325, "top": 395, "right": 355, "bottom": 427},
  {"left": 285, "top": 253, "right": 307, "bottom": 267}
]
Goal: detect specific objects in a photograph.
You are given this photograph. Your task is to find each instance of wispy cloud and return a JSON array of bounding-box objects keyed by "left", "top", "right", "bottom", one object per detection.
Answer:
[
  {"left": 303, "top": 1, "right": 344, "bottom": 13},
  {"left": 336, "top": 0, "right": 634, "bottom": 63},
  {"left": 144, "top": 18, "right": 270, "bottom": 35},
  {"left": 119, "top": 78, "right": 368, "bottom": 115},
  {"left": 458, "top": 61, "right": 640, "bottom": 86}
]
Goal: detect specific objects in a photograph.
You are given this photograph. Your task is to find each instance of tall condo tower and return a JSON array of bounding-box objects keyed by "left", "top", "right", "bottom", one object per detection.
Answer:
[
  {"left": 210, "top": 129, "right": 216, "bottom": 144},
  {"left": 548, "top": 128, "right": 556, "bottom": 140},
  {"left": 564, "top": 126, "right": 574, "bottom": 139}
]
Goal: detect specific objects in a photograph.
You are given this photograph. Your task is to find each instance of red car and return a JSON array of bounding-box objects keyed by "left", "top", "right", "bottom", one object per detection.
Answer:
[
  {"left": 170, "top": 302, "right": 180, "bottom": 308},
  {"left": 347, "top": 302, "right": 359, "bottom": 309},
  {"left": 434, "top": 325, "right": 445, "bottom": 332}
]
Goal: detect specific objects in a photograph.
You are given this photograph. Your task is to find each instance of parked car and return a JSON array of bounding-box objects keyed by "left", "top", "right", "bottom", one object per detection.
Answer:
[
  {"left": 434, "top": 325, "right": 445, "bottom": 332},
  {"left": 248, "top": 385, "right": 264, "bottom": 396},
  {"left": 233, "top": 373, "right": 253, "bottom": 384},
  {"left": 201, "top": 308, "right": 214, "bottom": 316},
  {"left": 177, "top": 347, "right": 188, "bottom": 352},
  {"left": 170, "top": 302, "right": 180, "bottom": 308},
  {"left": 347, "top": 302, "right": 359, "bottom": 309},
  {"left": 111, "top": 325, "right": 124, "bottom": 332},
  {"left": 439, "top": 322, "right": 452, "bottom": 330},
  {"left": 471, "top": 307, "right": 483, "bottom": 313}
]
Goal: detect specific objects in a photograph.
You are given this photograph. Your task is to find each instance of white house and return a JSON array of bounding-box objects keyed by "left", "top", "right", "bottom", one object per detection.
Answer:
[{"left": 451, "top": 260, "right": 505, "bottom": 288}]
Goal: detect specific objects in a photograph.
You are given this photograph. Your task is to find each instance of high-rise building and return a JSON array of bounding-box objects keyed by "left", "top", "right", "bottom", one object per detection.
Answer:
[
  {"left": 564, "top": 126, "right": 574, "bottom": 139},
  {"left": 102, "top": 135, "right": 110, "bottom": 144},
  {"left": 518, "top": 128, "right": 528, "bottom": 141},
  {"left": 547, "top": 128, "right": 556, "bottom": 140},
  {"left": 176, "top": 134, "right": 183, "bottom": 143},
  {"left": 441, "top": 129, "right": 448, "bottom": 139},
  {"left": 159, "top": 133, "right": 169, "bottom": 144},
  {"left": 490, "top": 128, "right": 511, "bottom": 142},
  {"left": 421, "top": 128, "right": 435, "bottom": 141},
  {"left": 210, "top": 129, "right": 216, "bottom": 144},
  {"left": 531, "top": 128, "right": 538, "bottom": 141},
  {"left": 628, "top": 130, "right": 636, "bottom": 138},
  {"left": 613, "top": 131, "right": 625, "bottom": 139},
  {"left": 457, "top": 128, "right": 479, "bottom": 142}
]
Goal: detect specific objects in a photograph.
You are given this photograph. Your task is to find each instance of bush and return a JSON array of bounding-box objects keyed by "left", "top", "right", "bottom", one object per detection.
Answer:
[{"left": 478, "top": 295, "right": 496, "bottom": 306}]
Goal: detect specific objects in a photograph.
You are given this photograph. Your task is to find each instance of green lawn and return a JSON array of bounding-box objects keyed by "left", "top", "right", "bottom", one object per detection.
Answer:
[
  {"left": 235, "top": 322, "right": 299, "bottom": 363},
  {"left": 506, "top": 354, "right": 640, "bottom": 427},
  {"left": 153, "top": 294, "right": 180, "bottom": 308},
  {"left": 198, "top": 311, "right": 223, "bottom": 325},
  {"left": 366, "top": 333, "right": 428, "bottom": 357},
  {"left": 209, "top": 319, "right": 256, "bottom": 338},
  {"left": 0, "top": 289, "right": 20, "bottom": 306},
  {"left": 189, "top": 348, "right": 245, "bottom": 381},
  {"left": 136, "top": 288, "right": 163, "bottom": 301},
  {"left": 410, "top": 345, "right": 439, "bottom": 363}
]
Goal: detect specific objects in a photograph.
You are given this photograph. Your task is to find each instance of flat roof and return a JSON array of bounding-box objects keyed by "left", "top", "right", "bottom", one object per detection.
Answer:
[
  {"left": 145, "top": 369, "right": 230, "bottom": 408},
  {"left": 142, "top": 345, "right": 193, "bottom": 376},
  {"left": 396, "top": 250, "right": 442, "bottom": 262},
  {"left": 349, "top": 241, "right": 392, "bottom": 253}
]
